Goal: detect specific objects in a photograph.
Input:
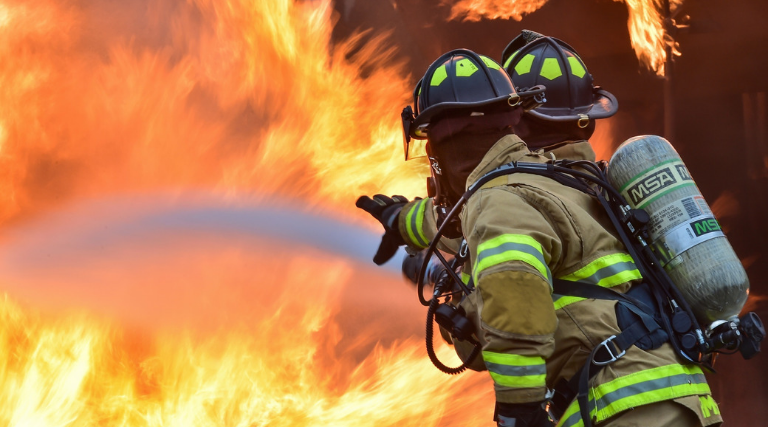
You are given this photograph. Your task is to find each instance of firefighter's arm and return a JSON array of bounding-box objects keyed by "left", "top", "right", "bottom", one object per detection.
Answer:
[
  {"left": 461, "top": 187, "right": 561, "bottom": 404},
  {"left": 397, "top": 197, "right": 461, "bottom": 254}
]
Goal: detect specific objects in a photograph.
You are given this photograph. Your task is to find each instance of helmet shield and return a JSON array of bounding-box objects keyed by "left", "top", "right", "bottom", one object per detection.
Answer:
[{"left": 404, "top": 134, "right": 428, "bottom": 160}]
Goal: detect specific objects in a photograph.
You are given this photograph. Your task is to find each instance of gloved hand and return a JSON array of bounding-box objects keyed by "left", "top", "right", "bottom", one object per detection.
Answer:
[
  {"left": 495, "top": 401, "right": 553, "bottom": 427},
  {"left": 356, "top": 194, "right": 409, "bottom": 265}
]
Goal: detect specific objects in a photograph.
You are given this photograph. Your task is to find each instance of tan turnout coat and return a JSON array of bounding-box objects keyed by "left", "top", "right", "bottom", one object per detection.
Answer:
[{"left": 398, "top": 135, "right": 722, "bottom": 426}]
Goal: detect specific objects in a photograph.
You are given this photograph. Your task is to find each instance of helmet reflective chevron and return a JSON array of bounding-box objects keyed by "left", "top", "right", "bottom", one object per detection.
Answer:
[
  {"left": 400, "top": 49, "right": 523, "bottom": 159},
  {"left": 501, "top": 30, "right": 618, "bottom": 128}
]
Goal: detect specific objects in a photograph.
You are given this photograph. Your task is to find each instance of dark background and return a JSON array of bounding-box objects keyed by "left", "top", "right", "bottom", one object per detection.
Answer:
[{"left": 333, "top": 0, "right": 768, "bottom": 424}]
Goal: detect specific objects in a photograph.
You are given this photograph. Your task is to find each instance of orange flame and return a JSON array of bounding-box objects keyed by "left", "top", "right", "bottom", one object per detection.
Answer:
[
  {"left": 0, "top": 235, "right": 492, "bottom": 425},
  {"left": 445, "top": 0, "right": 683, "bottom": 75},
  {"left": 588, "top": 117, "right": 617, "bottom": 161},
  {"left": 445, "top": 0, "right": 548, "bottom": 22},
  {"left": 621, "top": 0, "right": 682, "bottom": 76},
  {"left": 0, "top": 0, "right": 427, "bottom": 224},
  {"left": 0, "top": 0, "right": 502, "bottom": 424}
]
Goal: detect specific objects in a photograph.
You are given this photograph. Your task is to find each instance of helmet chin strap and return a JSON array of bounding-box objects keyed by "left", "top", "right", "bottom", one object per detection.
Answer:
[
  {"left": 427, "top": 152, "right": 449, "bottom": 207},
  {"left": 426, "top": 153, "right": 463, "bottom": 239}
]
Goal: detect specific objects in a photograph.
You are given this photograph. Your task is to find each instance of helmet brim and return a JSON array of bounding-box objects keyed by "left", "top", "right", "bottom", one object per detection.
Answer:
[
  {"left": 409, "top": 94, "right": 518, "bottom": 139},
  {"left": 527, "top": 88, "right": 618, "bottom": 122}
]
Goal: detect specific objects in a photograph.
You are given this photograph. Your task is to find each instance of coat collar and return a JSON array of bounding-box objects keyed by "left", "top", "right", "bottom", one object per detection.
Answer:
[{"left": 466, "top": 135, "right": 596, "bottom": 189}]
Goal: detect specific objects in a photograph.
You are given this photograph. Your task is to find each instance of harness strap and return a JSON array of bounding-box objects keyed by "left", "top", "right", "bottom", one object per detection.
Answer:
[
  {"left": 553, "top": 279, "right": 645, "bottom": 308},
  {"left": 550, "top": 279, "right": 664, "bottom": 426}
]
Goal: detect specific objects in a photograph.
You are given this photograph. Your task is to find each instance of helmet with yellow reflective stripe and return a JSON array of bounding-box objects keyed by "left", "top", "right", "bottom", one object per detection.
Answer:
[
  {"left": 401, "top": 49, "right": 520, "bottom": 147},
  {"left": 501, "top": 30, "right": 618, "bottom": 127}
]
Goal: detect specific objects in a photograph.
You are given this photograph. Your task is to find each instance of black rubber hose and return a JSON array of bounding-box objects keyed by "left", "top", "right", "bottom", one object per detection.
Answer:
[
  {"left": 425, "top": 298, "right": 481, "bottom": 375},
  {"left": 417, "top": 195, "right": 468, "bottom": 306}
]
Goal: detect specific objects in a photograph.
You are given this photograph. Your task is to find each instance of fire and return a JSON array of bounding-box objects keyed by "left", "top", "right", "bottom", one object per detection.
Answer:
[
  {"left": 0, "top": 0, "right": 498, "bottom": 424},
  {"left": 0, "top": 0, "right": 427, "bottom": 224},
  {"left": 445, "top": 0, "right": 548, "bottom": 22},
  {"left": 445, "top": 0, "right": 683, "bottom": 75},
  {"left": 0, "top": 203, "right": 492, "bottom": 425},
  {"left": 589, "top": 117, "right": 616, "bottom": 161},
  {"left": 0, "top": 252, "right": 491, "bottom": 425},
  {"left": 622, "top": 0, "right": 682, "bottom": 76}
]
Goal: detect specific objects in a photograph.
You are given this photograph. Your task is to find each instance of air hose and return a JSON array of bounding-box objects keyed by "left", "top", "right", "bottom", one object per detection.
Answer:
[{"left": 425, "top": 297, "right": 481, "bottom": 374}]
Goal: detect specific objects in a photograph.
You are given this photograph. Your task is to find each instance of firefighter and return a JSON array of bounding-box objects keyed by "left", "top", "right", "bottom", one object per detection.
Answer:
[{"left": 357, "top": 35, "right": 722, "bottom": 427}]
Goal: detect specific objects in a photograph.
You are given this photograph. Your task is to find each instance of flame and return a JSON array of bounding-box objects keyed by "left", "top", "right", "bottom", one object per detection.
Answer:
[
  {"left": 621, "top": 0, "right": 682, "bottom": 76},
  {"left": 589, "top": 117, "right": 616, "bottom": 161},
  {"left": 0, "top": 206, "right": 492, "bottom": 425},
  {"left": 0, "top": 0, "right": 427, "bottom": 224},
  {"left": 0, "top": 0, "right": 500, "bottom": 424},
  {"left": 445, "top": 0, "right": 548, "bottom": 22},
  {"left": 0, "top": 251, "right": 491, "bottom": 425},
  {"left": 444, "top": 0, "right": 683, "bottom": 75}
]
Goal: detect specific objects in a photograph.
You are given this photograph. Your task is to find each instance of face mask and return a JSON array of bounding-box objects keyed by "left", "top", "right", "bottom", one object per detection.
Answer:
[{"left": 427, "top": 109, "right": 522, "bottom": 205}]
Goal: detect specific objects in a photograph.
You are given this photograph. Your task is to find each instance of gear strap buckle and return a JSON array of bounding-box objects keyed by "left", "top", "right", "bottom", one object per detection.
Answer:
[
  {"left": 593, "top": 335, "right": 626, "bottom": 366},
  {"left": 507, "top": 93, "right": 521, "bottom": 107}
]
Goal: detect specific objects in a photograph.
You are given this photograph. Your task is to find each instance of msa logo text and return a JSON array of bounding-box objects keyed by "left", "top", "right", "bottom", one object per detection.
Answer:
[
  {"left": 627, "top": 167, "right": 677, "bottom": 205},
  {"left": 676, "top": 164, "right": 692, "bottom": 181},
  {"left": 691, "top": 218, "right": 721, "bottom": 237}
]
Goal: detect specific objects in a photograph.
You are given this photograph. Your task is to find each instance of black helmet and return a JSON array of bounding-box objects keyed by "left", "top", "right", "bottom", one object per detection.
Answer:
[
  {"left": 501, "top": 30, "right": 618, "bottom": 128},
  {"left": 400, "top": 49, "right": 543, "bottom": 160}
]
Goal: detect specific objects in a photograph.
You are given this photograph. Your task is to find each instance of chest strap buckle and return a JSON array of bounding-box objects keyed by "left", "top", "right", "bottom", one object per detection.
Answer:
[{"left": 593, "top": 335, "right": 626, "bottom": 366}]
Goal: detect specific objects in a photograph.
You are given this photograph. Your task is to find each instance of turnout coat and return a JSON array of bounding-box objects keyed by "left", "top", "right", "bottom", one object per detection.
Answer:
[{"left": 398, "top": 134, "right": 722, "bottom": 426}]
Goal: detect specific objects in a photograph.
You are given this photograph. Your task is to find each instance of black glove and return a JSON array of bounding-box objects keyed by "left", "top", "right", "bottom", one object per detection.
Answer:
[
  {"left": 356, "top": 194, "right": 409, "bottom": 265},
  {"left": 495, "top": 401, "right": 552, "bottom": 427}
]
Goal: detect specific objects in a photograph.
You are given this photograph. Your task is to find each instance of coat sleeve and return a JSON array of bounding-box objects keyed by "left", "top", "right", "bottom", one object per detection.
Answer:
[
  {"left": 461, "top": 186, "right": 561, "bottom": 404},
  {"left": 397, "top": 197, "right": 461, "bottom": 254}
]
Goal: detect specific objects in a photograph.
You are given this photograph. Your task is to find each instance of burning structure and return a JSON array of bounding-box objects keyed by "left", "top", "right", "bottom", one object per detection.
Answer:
[{"left": 0, "top": 0, "right": 765, "bottom": 425}]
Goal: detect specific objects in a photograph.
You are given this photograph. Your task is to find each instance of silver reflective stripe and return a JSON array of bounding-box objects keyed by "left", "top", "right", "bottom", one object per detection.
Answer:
[
  {"left": 476, "top": 241, "right": 551, "bottom": 282},
  {"left": 594, "top": 373, "right": 708, "bottom": 412},
  {"left": 578, "top": 261, "right": 637, "bottom": 285},
  {"left": 558, "top": 407, "right": 582, "bottom": 427},
  {"left": 485, "top": 361, "right": 547, "bottom": 378},
  {"left": 554, "top": 254, "right": 641, "bottom": 310}
]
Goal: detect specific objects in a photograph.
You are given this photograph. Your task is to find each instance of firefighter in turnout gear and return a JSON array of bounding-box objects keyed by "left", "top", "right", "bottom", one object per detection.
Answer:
[{"left": 357, "top": 35, "right": 722, "bottom": 427}]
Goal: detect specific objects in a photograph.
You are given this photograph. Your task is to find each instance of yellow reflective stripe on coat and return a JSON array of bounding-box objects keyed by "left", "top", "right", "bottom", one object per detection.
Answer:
[
  {"left": 473, "top": 234, "right": 551, "bottom": 285},
  {"left": 482, "top": 352, "right": 546, "bottom": 388},
  {"left": 556, "top": 401, "right": 584, "bottom": 427},
  {"left": 552, "top": 253, "right": 641, "bottom": 310},
  {"left": 556, "top": 364, "right": 710, "bottom": 426},
  {"left": 461, "top": 271, "right": 471, "bottom": 285},
  {"left": 404, "top": 199, "right": 429, "bottom": 248}
]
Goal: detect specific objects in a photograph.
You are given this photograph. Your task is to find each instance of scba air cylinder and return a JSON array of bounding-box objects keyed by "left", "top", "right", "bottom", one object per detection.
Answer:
[{"left": 607, "top": 135, "right": 749, "bottom": 326}]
